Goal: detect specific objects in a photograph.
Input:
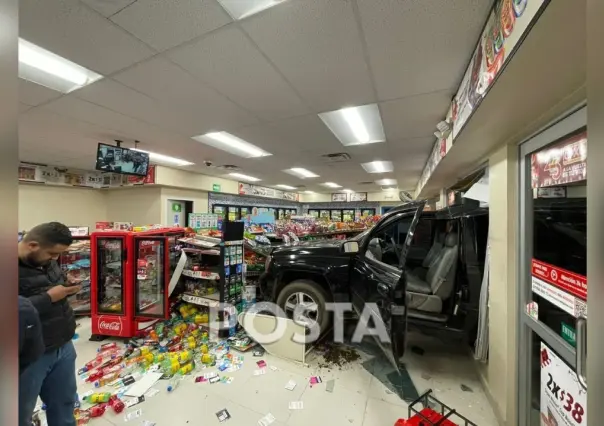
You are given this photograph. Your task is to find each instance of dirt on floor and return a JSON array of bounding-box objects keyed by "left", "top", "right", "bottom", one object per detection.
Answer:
[{"left": 316, "top": 343, "right": 361, "bottom": 370}]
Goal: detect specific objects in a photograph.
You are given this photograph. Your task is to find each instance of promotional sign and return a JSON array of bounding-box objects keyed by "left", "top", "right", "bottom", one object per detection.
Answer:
[
  {"left": 531, "top": 131, "right": 587, "bottom": 189},
  {"left": 531, "top": 259, "right": 587, "bottom": 319},
  {"left": 238, "top": 183, "right": 299, "bottom": 201},
  {"left": 331, "top": 193, "right": 347, "bottom": 202},
  {"left": 540, "top": 342, "right": 586, "bottom": 426},
  {"left": 349, "top": 192, "right": 368, "bottom": 202},
  {"left": 68, "top": 226, "right": 89, "bottom": 237},
  {"left": 188, "top": 213, "right": 219, "bottom": 231},
  {"left": 452, "top": 0, "right": 546, "bottom": 139}
]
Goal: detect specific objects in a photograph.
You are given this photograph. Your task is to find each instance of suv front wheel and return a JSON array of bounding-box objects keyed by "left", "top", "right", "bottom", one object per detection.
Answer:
[{"left": 276, "top": 280, "right": 331, "bottom": 339}]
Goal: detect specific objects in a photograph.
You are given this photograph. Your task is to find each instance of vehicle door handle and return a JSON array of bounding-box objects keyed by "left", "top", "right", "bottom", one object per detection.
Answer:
[{"left": 576, "top": 316, "right": 587, "bottom": 390}]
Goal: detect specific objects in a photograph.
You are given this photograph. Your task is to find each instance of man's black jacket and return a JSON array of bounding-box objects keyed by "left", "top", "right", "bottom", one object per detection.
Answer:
[
  {"left": 19, "top": 259, "right": 75, "bottom": 352},
  {"left": 19, "top": 296, "right": 44, "bottom": 373}
]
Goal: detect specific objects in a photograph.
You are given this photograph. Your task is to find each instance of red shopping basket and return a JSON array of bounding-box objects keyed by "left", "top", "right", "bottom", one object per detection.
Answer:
[{"left": 394, "top": 389, "right": 478, "bottom": 426}]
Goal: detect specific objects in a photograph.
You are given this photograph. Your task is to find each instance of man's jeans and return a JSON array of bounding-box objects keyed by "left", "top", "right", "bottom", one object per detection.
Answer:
[{"left": 19, "top": 341, "right": 77, "bottom": 426}]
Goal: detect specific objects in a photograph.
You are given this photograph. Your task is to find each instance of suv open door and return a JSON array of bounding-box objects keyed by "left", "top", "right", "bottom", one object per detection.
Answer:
[{"left": 349, "top": 200, "right": 426, "bottom": 372}]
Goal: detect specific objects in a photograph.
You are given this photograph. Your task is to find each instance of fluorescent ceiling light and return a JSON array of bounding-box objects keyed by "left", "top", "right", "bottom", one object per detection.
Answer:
[
  {"left": 361, "top": 161, "right": 393, "bottom": 174},
  {"left": 132, "top": 148, "right": 193, "bottom": 167},
  {"left": 284, "top": 167, "right": 319, "bottom": 178},
  {"left": 217, "top": 0, "right": 287, "bottom": 20},
  {"left": 229, "top": 172, "right": 261, "bottom": 182},
  {"left": 192, "top": 132, "right": 271, "bottom": 159},
  {"left": 304, "top": 190, "right": 315, "bottom": 194},
  {"left": 322, "top": 182, "right": 341, "bottom": 188},
  {"left": 376, "top": 178, "right": 397, "bottom": 186},
  {"left": 318, "top": 104, "right": 385, "bottom": 146},
  {"left": 18, "top": 39, "right": 102, "bottom": 93},
  {"left": 343, "top": 189, "right": 353, "bottom": 193},
  {"left": 276, "top": 184, "right": 296, "bottom": 190}
]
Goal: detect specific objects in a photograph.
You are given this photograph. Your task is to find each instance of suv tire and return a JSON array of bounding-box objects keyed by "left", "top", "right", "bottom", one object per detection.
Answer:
[{"left": 276, "top": 280, "right": 331, "bottom": 340}]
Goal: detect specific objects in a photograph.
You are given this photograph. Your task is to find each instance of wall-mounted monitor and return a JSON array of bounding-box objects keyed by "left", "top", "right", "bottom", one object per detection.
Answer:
[{"left": 95, "top": 143, "right": 149, "bottom": 177}]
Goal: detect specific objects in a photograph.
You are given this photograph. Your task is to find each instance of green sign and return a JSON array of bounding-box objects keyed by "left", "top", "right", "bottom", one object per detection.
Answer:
[
  {"left": 171, "top": 203, "right": 182, "bottom": 212},
  {"left": 212, "top": 183, "right": 221, "bottom": 192},
  {"left": 561, "top": 322, "right": 576, "bottom": 347}
]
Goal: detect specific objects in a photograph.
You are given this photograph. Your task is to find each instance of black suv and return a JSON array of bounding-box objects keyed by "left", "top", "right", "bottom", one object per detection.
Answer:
[{"left": 259, "top": 201, "right": 488, "bottom": 367}]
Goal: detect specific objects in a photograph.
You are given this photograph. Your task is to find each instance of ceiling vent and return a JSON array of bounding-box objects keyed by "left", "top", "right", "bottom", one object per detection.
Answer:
[
  {"left": 217, "top": 164, "right": 240, "bottom": 171},
  {"left": 358, "top": 181, "right": 374, "bottom": 185},
  {"left": 294, "top": 184, "right": 306, "bottom": 189},
  {"left": 320, "top": 152, "right": 351, "bottom": 163}
]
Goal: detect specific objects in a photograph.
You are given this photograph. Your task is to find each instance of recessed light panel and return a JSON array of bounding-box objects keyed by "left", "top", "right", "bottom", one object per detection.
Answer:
[
  {"left": 217, "top": 0, "right": 287, "bottom": 20},
  {"left": 304, "top": 190, "right": 315, "bottom": 194},
  {"left": 132, "top": 149, "right": 193, "bottom": 167},
  {"left": 192, "top": 132, "right": 271, "bottom": 159},
  {"left": 375, "top": 178, "right": 397, "bottom": 186},
  {"left": 318, "top": 104, "right": 385, "bottom": 146},
  {"left": 18, "top": 39, "right": 102, "bottom": 93},
  {"left": 361, "top": 161, "right": 393, "bottom": 174},
  {"left": 276, "top": 184, "right": 296, "bottom": 190},
  {"left": 322, "top": 182, "right": 342, "bottom": 188},
  {"left": 229, "top": 172, "right": 261, "bottom": 182},
  {"left": 284, "top": 168, "right": 319, "bottom": 178}
]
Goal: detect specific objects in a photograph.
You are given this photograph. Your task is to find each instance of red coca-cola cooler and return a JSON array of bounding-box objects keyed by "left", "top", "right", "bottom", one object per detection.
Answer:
[{"left": 90, "top": 227, "right": 185, "bottom": 339}]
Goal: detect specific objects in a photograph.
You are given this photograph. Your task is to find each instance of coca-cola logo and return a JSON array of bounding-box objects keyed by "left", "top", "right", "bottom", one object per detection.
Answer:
[{"left": 98, "top": 316, "right": 122, "bottom": 333}]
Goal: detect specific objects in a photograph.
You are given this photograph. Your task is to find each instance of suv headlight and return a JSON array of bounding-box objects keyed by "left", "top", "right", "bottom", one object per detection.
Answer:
[{"left": 264, "top": 255, "right": 272, "bottom": 271}]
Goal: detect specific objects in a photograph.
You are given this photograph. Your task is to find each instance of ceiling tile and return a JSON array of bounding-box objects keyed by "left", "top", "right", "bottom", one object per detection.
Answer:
[
  {"left": 80, "top": 0, "right": 136, "bottom": 17},
  {"left": 20, "top": 0, "right": 155, "bottom": 75},
  {"left": 356, "top": 0, "right": 492, "bottom": 100},
  {"left": 19, "top": 80, "right": 62, "bottom": 106},
  {"left": 242, "top": 0, "right": 375, "bottom": 112},
  {"left": 380, "top": 91, "right": 452, "bottom": 140},
  {"left": 110, "top": 0, "right": 232, "bottom": 52},
  {"left": 113, "top": 56, "right": 259, "bottom": 132},
  {"left": 166, "top": 26, "right": 310, "bottom": 121}
]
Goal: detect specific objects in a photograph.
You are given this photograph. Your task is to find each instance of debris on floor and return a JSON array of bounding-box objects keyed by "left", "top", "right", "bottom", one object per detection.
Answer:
[
  {"left": 289, "top": 401, "right": 304, "bottom": 410},
  {"left": 460, "top": 383, "right": 474, "bottom": 392},
  {"left": 215, "top": 408, "right": 231, "bottom": 422},
  {"left": 258, "top": 412, "right": 276, "bottom": 425},
  {"left": 315, "top": 342, "right": 361, "bottom": 369},
  {"left": 325, "top": 379, "right": 335, "bottom": 392}
]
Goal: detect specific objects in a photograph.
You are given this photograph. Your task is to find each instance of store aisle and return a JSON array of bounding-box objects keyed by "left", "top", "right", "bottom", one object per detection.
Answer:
[{"left": 67, "top": 320, "right": 498, "bottom": 426}]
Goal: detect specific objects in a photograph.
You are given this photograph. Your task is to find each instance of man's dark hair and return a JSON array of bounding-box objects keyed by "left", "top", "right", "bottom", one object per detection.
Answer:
[{"left": 23, "top": 222, "right": 73, "bottom": 247}]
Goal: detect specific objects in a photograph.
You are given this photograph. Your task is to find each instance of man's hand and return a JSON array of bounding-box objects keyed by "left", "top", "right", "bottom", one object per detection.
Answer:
[{"left": 47, "top": 285, "right": 81, "bottom": 302}]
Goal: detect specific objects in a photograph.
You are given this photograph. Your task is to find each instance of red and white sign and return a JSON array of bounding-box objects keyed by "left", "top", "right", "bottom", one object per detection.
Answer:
[
  {"left": 96, "top": 316, "right": 123, "bottom": 335},
  {"left": 540, "top": 342, "right": 587, "bottom": 426},
  {"left": 531, "top": 259, "right": 587, "bottom": 301},
  {"left": 531, "top": 131, "right": 587, "bottom": 189}
]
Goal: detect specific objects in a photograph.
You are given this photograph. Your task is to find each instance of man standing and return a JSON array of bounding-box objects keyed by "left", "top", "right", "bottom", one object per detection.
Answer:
[{"left": 18, "top": 222, "right": 80, "bottom": 426}]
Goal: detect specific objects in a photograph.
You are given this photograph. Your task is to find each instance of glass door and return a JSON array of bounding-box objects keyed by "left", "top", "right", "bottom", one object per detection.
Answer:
[
  {"left": 308, "top": 209, "right": 319, "bottom": 218},
  {"left": 227, "top": 206, "right": 239, "bottom": 221},
  {"left": 518, "top": 107, "right": 588, "bottom": 425},
  {"left": 342, "top": 209, "right": 355, "bottom": 222},
  {"left": 166, "top": 233, "right": 182, "bottom": 276},
  {"left": 240, "top": 207, "right": 250, "bottom": 221},
  {"left": 362, "top": 209, "right": 376, "bottom": 217},
  {"left": 96, "top": 237, "right": 126, "bottom": 314},
  {"left": 60, "top": 237, "right": 91, "bottom": 315},
  {"left": 134, "top": 237, "right": 167, "bottom": 318},
  {"left": 213, "top": 205, "right": 227, "bottom": 221},
  {"left": 319, "top": 209, "right": 330, "bottom": 220},
  {"left": 330, "top": 209, "right": 342, "bottom": 222}
]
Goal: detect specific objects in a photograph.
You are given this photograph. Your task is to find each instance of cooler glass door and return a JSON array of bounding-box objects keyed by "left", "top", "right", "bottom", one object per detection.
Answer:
[
  {"left": 134, "top": 236, "right": 167, "bottom": 318},
  {"left": 331, "top": 210, "right": 342, "bottom": 221},
  {"left": 96, "top": 237, "right": 126, "bottom": 315},
  {"left": 308, "top": 210, "right": 319, "bottom": 218},
  {"left": 342, "top": 209, "right": 355, "bottom": 222},
  {"left": 166, "top": 234, "right": 182, "bottom": 276},
  {"left": 240, "top": 207, "right": 249, "bottom": 220},
  {"left": 320, "top": 210, "right": 330, "bottom": 219},
  {"left": 60, "top": 237, "right": 91, "bottom": 315},
  {"left": 228, "top": 206, "right": 239, "bottom": 221}
]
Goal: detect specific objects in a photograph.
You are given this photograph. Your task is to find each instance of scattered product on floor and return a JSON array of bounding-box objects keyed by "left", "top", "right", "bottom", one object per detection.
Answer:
[
  {"left": 215, "top": 408, "right": 231, "bottom": 422},
  {"left": 315, "top": 342, "right": 361, "bottom": 369}
]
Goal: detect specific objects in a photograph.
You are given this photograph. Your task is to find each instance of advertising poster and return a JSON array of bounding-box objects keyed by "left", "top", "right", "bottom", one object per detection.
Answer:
[
  {"left": 452, "top": 0, "right": 546, "bottom": 139},
  {"left": 331, "top": 193, "right": 347, "bottom": 202},
  {"left": 349, "top": 192, "right": 368, "bottom": 202},
  {"left": 531, "top": 259, "right": 587, "bottom": 319},
  {"left": 188, "top": 213, "right": 219, "bottom": 231},
  {"left": 540, "top": 342, "right": 587, "bottom": 426},
  {"left": 531, "top": 131, "right": 587, "bottom": 188},
  {"left": 238, "top": 182, "right": 299, "bottom": 201}
]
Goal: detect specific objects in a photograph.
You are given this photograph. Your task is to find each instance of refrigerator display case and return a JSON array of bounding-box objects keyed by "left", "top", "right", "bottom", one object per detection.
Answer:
[
  {"left": 308, "top": 209, "right": 319, "bottom": 218},
  {"left": 361, "top": 208, "right": 376, "bottom": 217},
  {"left": 320, "top": 210, "right": 330, "bottom": 219},
  {"left": 90, "top": 227, "right": 185, "bottom": 339},
  {"left": 227, "top": 206, "right": 239, "bottom": 221},
  {"left": 212, "top": 205, "right": 227, "bottom": 220},
  {"left": 60, "top": 236, "right": 91, "bottom": 316},
  {"left": 330, "top": 210, "right": 343, "bottom": 222},
  {"left": 342, "top": 209, "right": 355, "bottom": 222}
]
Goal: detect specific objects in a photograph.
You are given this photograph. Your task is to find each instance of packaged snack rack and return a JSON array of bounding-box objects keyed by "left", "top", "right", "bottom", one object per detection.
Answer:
[
  {"left": 60, "top": 235, "right": 91, "bottom": 316},
  {"left": 176, "top": 221, "right": 245, "bottom": 338},
  {"left": 89, "top": 227, "right": 185, "bottom": 339}
]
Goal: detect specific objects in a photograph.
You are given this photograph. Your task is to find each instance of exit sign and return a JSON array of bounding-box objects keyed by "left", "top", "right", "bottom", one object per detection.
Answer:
[
  {"left": 561, "top": 322, "right": 576, "bottom": 347},
  {"left": 212, "top": 183, "right": 221, "bottom": 192}
]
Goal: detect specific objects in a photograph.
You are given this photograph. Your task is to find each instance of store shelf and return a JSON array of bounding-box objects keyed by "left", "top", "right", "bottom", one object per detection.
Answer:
[
  {"left": 182, "top": 269, "right": 220, "bottom": 280},
  {"left": 181, "top": 292, "right": 221, "bottom": 308},
  {"left": 244, "top": 270, "right": 264, "bottom": 277}
]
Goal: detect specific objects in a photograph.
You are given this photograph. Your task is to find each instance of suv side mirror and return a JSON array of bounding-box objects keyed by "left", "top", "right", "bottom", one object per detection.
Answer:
[{"left": 342, "top": 241, "right": 359, "bottom": 253}]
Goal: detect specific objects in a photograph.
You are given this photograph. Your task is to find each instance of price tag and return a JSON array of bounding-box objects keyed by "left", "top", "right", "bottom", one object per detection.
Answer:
[{"left": 540, "top": 343, "right": 587, "bottom": 425}]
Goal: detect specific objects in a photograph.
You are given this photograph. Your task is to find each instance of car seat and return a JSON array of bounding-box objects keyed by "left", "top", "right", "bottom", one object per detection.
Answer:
[{"left": 405, "top": 233, "right": 458, "bottom": 313}]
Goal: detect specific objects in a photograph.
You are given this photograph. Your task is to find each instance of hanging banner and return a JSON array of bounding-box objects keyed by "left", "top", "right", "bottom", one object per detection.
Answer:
[
  {"left": 531, "top": 131, "right": 587, "bottom": 188},
  {"left": 540, "top": 342, "right": 586, "bottom": 426},
  {"left": 531, "top": 259, "right": 587, "bottom": 319},
  {"left": 238, "top": 182, "right": 299, "bottom": 201}
]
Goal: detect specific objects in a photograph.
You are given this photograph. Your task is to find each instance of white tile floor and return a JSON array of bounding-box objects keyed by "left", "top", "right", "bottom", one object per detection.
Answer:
[{"left": 56, "top": 319, "right": 499, "bottom": 426}]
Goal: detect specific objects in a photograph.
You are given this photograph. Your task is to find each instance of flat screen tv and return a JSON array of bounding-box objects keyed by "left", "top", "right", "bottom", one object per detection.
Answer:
[{"left": 95, "top": 143, "right": 149, "bottom": 177}]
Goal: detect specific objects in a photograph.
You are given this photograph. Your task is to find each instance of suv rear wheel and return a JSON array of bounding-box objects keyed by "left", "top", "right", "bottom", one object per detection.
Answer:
[{"left": 276, "top": 280, "right": 331, "bottom": 339}]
